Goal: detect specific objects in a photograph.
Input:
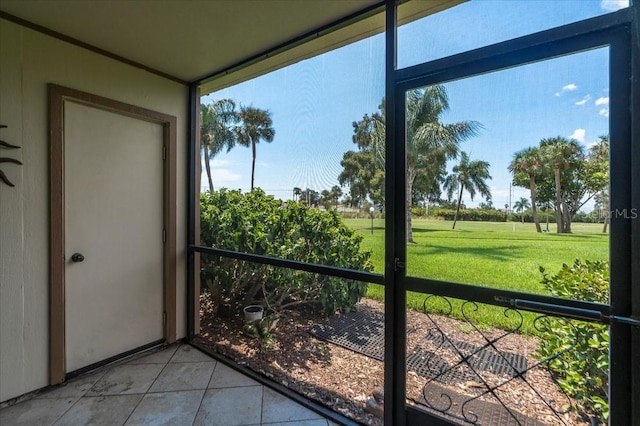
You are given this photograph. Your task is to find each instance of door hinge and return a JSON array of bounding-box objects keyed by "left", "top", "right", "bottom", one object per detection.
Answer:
[
  {"left": 163, "top": 312, "right": 167, "bottom": 326},
  {"left": 163, "top": 145, "right": 166, "bottom": 160},
  {"left": 394, "top": 258, "right": 405, "bottom": 272},
  {"left": 163, "top": 228, "right": 166, "bottom": 243}
]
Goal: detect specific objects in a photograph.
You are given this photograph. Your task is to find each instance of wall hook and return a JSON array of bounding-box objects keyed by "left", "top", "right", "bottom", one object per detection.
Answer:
[{"left": 0, "top": 124, "right": 22, "bottom": 187}]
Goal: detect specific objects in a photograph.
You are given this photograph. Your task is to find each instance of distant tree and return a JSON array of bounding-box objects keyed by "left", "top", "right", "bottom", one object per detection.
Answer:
[
  {"left": 330, "top": 185, "right": 343, "bottom": 209},
  {"left": 235, "top": 106, "right": 275, "bottom": 191},
  {"left": 478, "top": 200, "right": 495, "bottom": 210},
  {"left": 513, "top": 197, "right": 531, "bottom": 223},
  {"left": 338, "top": 150, "right": 377, "bottom": 208},
  {"left": 589, "top": 136, "right": 609, "bottom": 232},
  {"left": 509, "top": 147, "right": 544, "bottom": 232},
  {"left": 200, "top": 100, "right": 238, "bottom": 192},
  {"left": 539, "top": 137, "right": 583, "bottom": 233},
  {"left": 342, "top": 86, "right": 481, "bottom": 242},
  {"left": 320, "top": 190, "right": 332, "bottom": 210},
  {"left": 516, "top": 136, "right": 608, "bottom": 233},
  {"left": 443, "top": 152, "right": 492, "bottom": 229},
  {"left": 293, "top": 187, "right": 302, "bottom": 202},
  {"left": 300, "top": 188, "right": 320, "bottom": 207}
]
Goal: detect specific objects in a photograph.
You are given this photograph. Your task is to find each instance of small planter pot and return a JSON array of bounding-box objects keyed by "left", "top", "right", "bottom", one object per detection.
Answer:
[{"left": 243, "top": 305, "right": 264, "bottom": 322}]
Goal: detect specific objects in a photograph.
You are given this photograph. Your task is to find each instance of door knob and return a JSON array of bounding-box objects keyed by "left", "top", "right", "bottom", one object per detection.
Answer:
[{"left": 71, "top": 253, "right": 85, "bottom": 263}]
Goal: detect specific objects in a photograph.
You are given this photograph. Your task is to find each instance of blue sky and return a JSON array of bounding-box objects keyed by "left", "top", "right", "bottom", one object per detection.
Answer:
[{"left": 202, "top": 0, "right": 628, "bottom": 210}]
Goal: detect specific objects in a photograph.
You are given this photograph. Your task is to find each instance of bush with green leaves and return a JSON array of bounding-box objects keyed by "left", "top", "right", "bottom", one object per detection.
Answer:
[
  {"left": 200, "top": 189, "right": 372, "bottom": 316},
  {"left": 431, "top": 207, "right": 508, "bottom": 222},
  {"left": 535, "top": 259, "right": 609, "bottom": 423}
]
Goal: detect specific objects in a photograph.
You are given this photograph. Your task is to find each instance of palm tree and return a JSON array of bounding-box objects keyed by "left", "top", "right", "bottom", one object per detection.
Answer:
[
  {"left": 509, "top": 147, "right": 544, "bottom": 232},
  {"left": 200, "top": 100, "right": 237, "bottom": 193},
  {"left": 443, "top": 152, "right": 492, "bottom": 229},
  {"left": 368, "top": 86, "right": 481, "bottom": 242},
  {"left": 539, "top": 137, "right": 583, "bottom": 233},
  {"left": 293, "top": 187, "right": 302, "bottom": 202},
  {"left": 235, "top": 106, "right": 275, "bottom": 191},
  {"left": 404, "top": 87, "right": 481, "bottom": 240},
  {"left": 513, "top": 197, "right": 531, "bottom": 223}
]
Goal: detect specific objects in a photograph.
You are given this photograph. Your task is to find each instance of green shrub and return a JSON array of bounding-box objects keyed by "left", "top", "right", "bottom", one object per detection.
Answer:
[
  {"left": 200, "top": 189, "right": 372, "bottom": 316},
  {"left": 535, "top": 260, "right": 609, "bottom": 423},
  {"left": 431, "top": 207, "right": 508, "bottom": 222}
]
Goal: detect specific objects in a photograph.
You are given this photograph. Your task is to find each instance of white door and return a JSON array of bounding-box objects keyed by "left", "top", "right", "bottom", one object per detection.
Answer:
[{"left": 64, "top": 101, "right": 164, "bottom": 372}]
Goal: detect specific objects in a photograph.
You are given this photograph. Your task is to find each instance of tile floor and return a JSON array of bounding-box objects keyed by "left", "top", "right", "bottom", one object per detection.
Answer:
[{"left": 0, "top": 344, "right": 342, "bottom": 426}]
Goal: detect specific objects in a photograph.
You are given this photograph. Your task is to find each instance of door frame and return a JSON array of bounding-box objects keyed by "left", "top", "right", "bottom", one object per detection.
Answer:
[{"left": 48, "top": 84, "right": 177, "bottom": 384}]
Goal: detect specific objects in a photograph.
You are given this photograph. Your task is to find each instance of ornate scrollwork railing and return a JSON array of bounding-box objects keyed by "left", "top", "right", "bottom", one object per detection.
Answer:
[{"left": 413, "top": 295, "right": 580, "bottom": 425}]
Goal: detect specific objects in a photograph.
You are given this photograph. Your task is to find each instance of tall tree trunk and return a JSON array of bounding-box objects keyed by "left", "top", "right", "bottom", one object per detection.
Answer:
[
  {"left": 406, "top": 168, "right": 417, "bottom": 243},
  {"left": 406, "top": 178, "right": 414, "bottom": 243},
  {"left": 529, "top": 175, "right": 542, "bottom": 233},
  {"left": 203, "top": 144, "right": 214, "bottom": 193},
  {"left": 452, "top": 184, "right": 464, "bottom": 230},
  {"left": 545, "top": 210, "right": 549, "bottom": 232},
  {"left": 251, "top": 140, "right": 256, "bottom": 191},
  {"left": 561, "top": 198, "right": 571, "bottom": 233},
  {"left": 554, "top": 167, "right": 563, "bottom": 233},
  {"left": 602, "top": 186, "right": 610, "bottom": 233}
]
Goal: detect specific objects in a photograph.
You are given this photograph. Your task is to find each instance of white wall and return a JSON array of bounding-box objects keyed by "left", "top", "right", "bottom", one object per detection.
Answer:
[{"left": 0, "top": 18, "right": 188, "bottom": 403}]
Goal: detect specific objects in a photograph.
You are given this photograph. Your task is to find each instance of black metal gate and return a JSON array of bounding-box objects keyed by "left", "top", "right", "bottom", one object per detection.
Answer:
[{"left": 384, "top": 3, "right": 638, "bottom": 425}]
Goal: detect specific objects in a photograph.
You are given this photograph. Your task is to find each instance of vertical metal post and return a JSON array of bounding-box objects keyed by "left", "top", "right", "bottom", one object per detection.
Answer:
[
  {"left": 608, "top": 25, "right": 633, "bottom": 426},
  {"left": 627, "top": 4, "right": 639, "bottom": 422},
  {"left": 186, "top": 82, "right": 198, "bottom": 339},
  {"left": 384, "top": 0, "right": 407, "bottom": 425}
]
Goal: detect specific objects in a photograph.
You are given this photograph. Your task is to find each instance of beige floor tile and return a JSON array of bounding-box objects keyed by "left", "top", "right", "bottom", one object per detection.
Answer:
[
  {"left": 263, "top": 420, "right": 329, "bottom": 426},
  {"left": 169, "top": 345, "right": 214, "bottom": 363},
  {"left": 261, "top": 387, "right": 323, "bottom": 424},
  {"left": 208, "top": 363, "right": 261, "bottom": 389},
  {"left": 36, "top": 371, "right": 106, "bottom": 400},
  {"left": 87, "top": 363, "right": 164, "bottom": 396},
  {"left": 0, "top": 397, "right": 76, "bottom": 426},
  {"left": 54, "top": 395, "right": 142, "bottom": 425},
  {"left": 149, "top": 362, "right": 215, "bottom": 392},
  {"left": 125, "top": 390, "right": 204, "bottom": 425},
  {"left": 193, "top": 386, "right": 263, "bottom": 426}
]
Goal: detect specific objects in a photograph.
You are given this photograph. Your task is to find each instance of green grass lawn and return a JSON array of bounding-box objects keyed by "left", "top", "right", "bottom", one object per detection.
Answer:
[{"left": 345, "top": 218, "right": 609, "bottom": 332}]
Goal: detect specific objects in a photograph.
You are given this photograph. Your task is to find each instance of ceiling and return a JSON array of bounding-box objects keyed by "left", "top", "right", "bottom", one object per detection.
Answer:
[{"left": 0, "top": 0, "right": 382, "bottom": 83}]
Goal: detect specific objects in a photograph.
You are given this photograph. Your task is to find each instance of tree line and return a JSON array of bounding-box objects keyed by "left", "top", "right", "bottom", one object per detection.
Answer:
[
  {"left": 338, "top": 85, "right": 609, "bottom": 236},
  {"left": 202, "top": 89, "right": 608, "bottom": 238}
]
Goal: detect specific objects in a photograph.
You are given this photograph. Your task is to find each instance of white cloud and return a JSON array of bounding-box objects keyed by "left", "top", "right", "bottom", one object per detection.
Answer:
[
  {"left": 586, "top": 140, "right": 600, "bottom": 149},
  {"left": 575, "top": 95, "right": 591, "bottom": 106},
  {"left": 212, "top": 169, "right": 242, "bottom": 182},
  {"left": 555, "top": 83, "right": 577, "bottom": 97},
  {"left": 599, "top": 108, "right": 610, "bottom": 118},
  {"left": 569, "top": 128, "right": 586, "bottom": 142},
  {"left": 601, "top": 0, "right": 629, "bottom": 12},
  {"left": 210, "top": 159, "right": 230, "bottom": 167},
  {"left": 595, "top": 97, "right": 609, "bottom": 106}
]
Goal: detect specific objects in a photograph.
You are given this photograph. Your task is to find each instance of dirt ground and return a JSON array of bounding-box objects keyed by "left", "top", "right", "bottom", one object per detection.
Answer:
[{"left": 195, "top": 297, "right": 587, "bottom": 425}]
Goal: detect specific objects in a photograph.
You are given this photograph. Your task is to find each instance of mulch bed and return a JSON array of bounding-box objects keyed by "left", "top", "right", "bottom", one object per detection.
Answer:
[{"left": 195, "top": 297, "right": 587, "bottom": 425}]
